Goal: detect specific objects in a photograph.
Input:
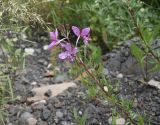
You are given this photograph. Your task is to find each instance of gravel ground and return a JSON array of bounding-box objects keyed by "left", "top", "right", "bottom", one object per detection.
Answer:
[{"left": 3, "top": 36, "right": 160, "bottom": 125}]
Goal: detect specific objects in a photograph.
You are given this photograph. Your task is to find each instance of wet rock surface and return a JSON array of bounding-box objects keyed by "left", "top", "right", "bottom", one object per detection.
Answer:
[{"left": 4, "top": 37, "right": 160, "bottom": 125}]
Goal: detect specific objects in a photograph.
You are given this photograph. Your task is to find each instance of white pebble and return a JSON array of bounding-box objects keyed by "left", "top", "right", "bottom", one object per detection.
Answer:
[
  {"left": 148, "top": 79, "right": 160, "bottom": 89},
  {"left": 108, "top": 117, "right": 125, "bottom": 125},
  {"left": 117, "top": 73, "right": 123, "bottom": 79},
  {"left": 31, "top": 100, "right": 46, "bottom": 107},
  {"left": 78, "top": 110, "right": 83, "bottom": 115},
  {"left": 43, "top": 45, "right": 49, "bottom": 50},
  {"left": 27, "top": 117, "right": 37, "bottom": 125},
  {"left": 31, "top": 82, "right": 37, "bottom": 86},
  {"left": 104, "top": 86, "right": 108, "bottom": 92},
  {"left": 24, "top": 48, "right": 34, "bottom": 55},
  {"left": 47, "top": 63, "right": 52, "bottom": 69}
]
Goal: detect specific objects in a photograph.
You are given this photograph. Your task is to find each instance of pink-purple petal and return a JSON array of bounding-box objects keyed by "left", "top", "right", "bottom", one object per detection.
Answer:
[
  {"left": 58, "top": 52, "right": 68, "bottom": 60},
  {"left": 83, "top": 36, "right": 89, "bottom": 45},
  {"left": 55, "top": 29, "right": 58, "bottom": 38},
  {"left": 72, "top": 47, "right": 78, "bottom": 55},
  {"left": 48, "top": 41, "right": 57, "bottom": 49},
  {"left": 49, "top": 32, "right": 56, "bottom": 41},
  {"left": 64, "top": 43, "right": 72, "bottom": 51},
  {"left": 72, "top": 26, "right": 80, "bottom": 37},
  {"left": 81, "top": 28, "right": 90, "bottom": 37}
]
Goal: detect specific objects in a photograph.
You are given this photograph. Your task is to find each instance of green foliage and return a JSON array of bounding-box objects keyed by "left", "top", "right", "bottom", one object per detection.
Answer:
[
  {"left": 47, "top": 0, "right": 160, "bottom": 49},
  {"left": 130, "top": 26, "right": 160, "bottom": 80},
  {"left": 47, "top": 0, "right": 92, "bottom": 26},
  {"left": 86, "top": 87, "right": 97, "bottom": 99},
  {"left": 130, "top": 44, "right": 145, "bottom": 64},
  {"left": 138, "top": 115, "right": 145, "bottom": 125}
]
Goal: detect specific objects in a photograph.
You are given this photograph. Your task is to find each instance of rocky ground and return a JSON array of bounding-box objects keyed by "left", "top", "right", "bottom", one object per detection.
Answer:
[{"left": 3, "top": 36, "right": 160, "bottom": 125}]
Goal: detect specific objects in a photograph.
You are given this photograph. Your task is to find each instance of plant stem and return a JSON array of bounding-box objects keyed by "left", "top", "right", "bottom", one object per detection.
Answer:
[
  {"left": 76, "top": 56, "right": 137, "bottom": 125},
  {"left": 76, "top": 36, "right": 80, "bottom": 47}
]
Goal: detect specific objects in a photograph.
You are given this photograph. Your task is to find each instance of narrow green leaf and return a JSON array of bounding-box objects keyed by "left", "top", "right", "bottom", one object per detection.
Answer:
[{"left": 130, "top": 44, "right": 145, "bottom": 64}]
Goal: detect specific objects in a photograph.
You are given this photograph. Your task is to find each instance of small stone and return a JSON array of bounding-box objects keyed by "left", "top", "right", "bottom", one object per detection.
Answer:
[
  {"left": 31, "top": 82, "right": 37, "bottom": 86},
  {"left": 25, "top": 48, "right": 34, "bottom": 55},
  {"left": 7, "top": 123, "right": 13, "bottom": 125},
  {"left": 157, "top": 98, "right": 160, "bottom": 104},
  {"left": 44, "top": 71, "right": 54, "bottom": 77},
  {"left": 89, "top": 118, "right": 99, "bottom": 125},
  {"left": 148, "top": 79, "right": 160, "bottom": 89},
  {"left": 153, "top": 90, "right": 158, "bottom": 96},
  {"left": 78, "top": 110, "right": 83, "bottom": 115},
  {"left": 21, "top": 77, "right": 29, "bottom": 85},
  {"left": 26, "top": 107, "right": 33, "bottom": 113},
  {"left": 43, "top": 45, "right": 48, "bottom": 50},
  {"left": 31, "top": 100, "right": 46, "bottom": 110},
  {"left": 42, "top": 108, "right": 51, "bottom": 120},
  {"left": 18, "top": 112, "right": 33, "bottom": 125},
  {"left": 28, "top": 91, "right": 36, "bottom": 97},
  {"left": 44, "top": 89, "right": 52, "bottom": 97},
  {"left": 104, "top": 86, "right": 108, "bottom": 92},
  {"left": 27, "top": 118, "right": 37, "bottom": 125},
  {"left": 44, "top": 61, "right": 48, "bottom": 66},
  {"left": 54, "top": 74, "right": 69, "bottom": 83},
  {"left": 35, "top": 49, "right": 41, "bottom": 54},
  {"left": 38, "top": 59, "right": 47, "bottom": 65},
  {"left": 54, "top": 101, "right": 65, "bottom": 108},
  {"left": 56, "top": 111, "right": 63, "bottom": 118},
  {"left": 47, "top": 63, "right": 52, "bottom": 69},
  {"left": 124, "top": 51, "right": 129, "bottom": 57},
  {"left": 108, "top": 117, "right": 125, "bottom": 125},
  {"left": 61, "top": 121, "right": 76, "bottom": 125},
  {"left": 20, "top": 112, "right": 33, "bottom": 119},
  {"left": 151, "top": 107, "right": 157, "bottom": 112},
  {"left": 117, "top": 73, "right": 123, "bottom": 78},
  {"left": 61, "top": 121, "right": 70, "bottom": 125}
]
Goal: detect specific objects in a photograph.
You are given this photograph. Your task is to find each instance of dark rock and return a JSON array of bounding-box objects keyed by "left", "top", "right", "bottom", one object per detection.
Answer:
[
  {"left": 151, "top": 106, "right": 157, "bottom": 112},
  {"left": 18, "top": 112, "right": 33, "bottom": 125},
  {"left": 44, "top": 89, "right": 52, "bottom": 97},
  {"left": 56, "top": 111, "right": 63, "bottom": 118},
  {"left": 87, "top": 118, "right": 99, "bottom": 125},
  {"left": 152, "top": 90, "right": 158, "bottom": 96},
  {"left": 21, "top": 77, "right": 30, "bottom": 85},
  {"left": 42, "top": 108, "right": 51, "bottom": 120},
  {"left": 108, "top": 60, "right": 121, "bottom": 71},
  {"left": 54, "top": 74, "right": 69, "bottom": 83}
]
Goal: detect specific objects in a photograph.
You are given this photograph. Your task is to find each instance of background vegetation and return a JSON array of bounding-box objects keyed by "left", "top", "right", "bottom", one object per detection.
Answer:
[{"left": 48, "top": 0, "right": 160, "bottom": 49}]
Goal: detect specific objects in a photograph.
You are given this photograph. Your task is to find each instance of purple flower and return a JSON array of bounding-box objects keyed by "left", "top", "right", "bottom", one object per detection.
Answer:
[
  {"left": 72, "top": 26, "right": 90, "bottom": 45},
  {"left": 83, "top": 36, "right": 90, "bottom": 45},
  {"left": 58, "top": 43, "right": 78, "bottom": 62},
  {"left": 48, "top": 29, "right": 59, "bottom": 49}
]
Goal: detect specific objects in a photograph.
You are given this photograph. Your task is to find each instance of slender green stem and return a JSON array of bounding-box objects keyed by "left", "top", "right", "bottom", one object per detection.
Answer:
[
  {"left": 76, "top": 36, "right": 80, "bottom": 47},
  {"left": 76, "top": 56, "right": 137, "bottom": 125}
]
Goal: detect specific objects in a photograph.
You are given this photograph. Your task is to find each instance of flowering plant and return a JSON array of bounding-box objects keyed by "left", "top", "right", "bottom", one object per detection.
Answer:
[
  {"left": 47, "top": 26, "right": 142, "bottom": 125},
  {"left": 48, "top": 26, "right": 90, "bottom": 62}
]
